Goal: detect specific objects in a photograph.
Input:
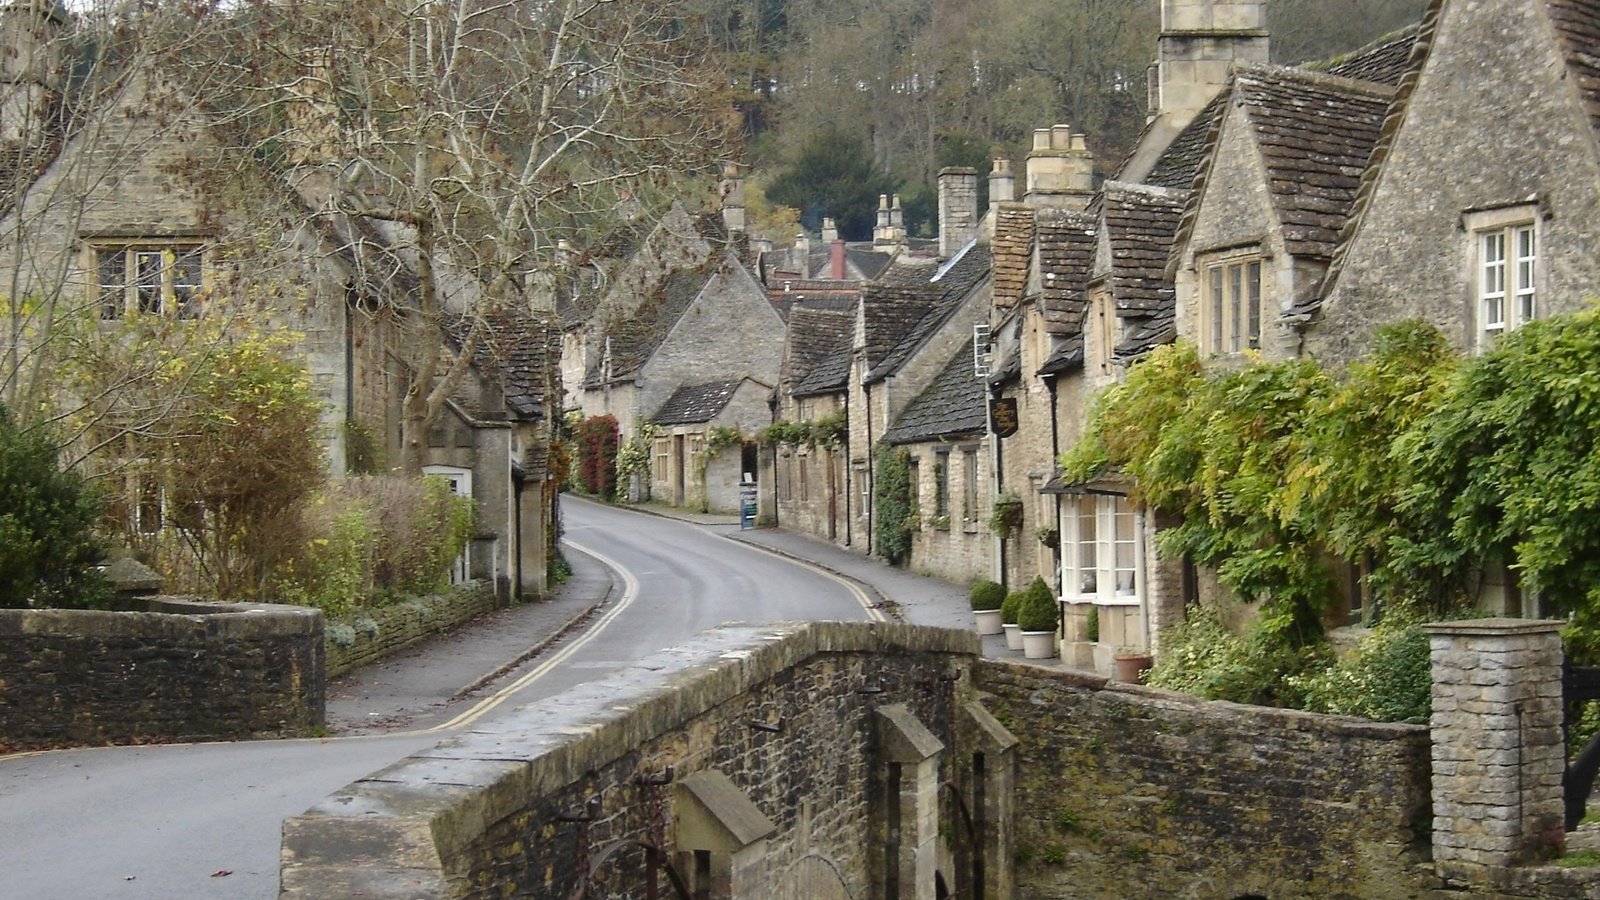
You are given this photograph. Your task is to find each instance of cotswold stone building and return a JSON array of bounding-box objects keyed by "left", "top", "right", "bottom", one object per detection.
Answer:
[{"left": 0, "top": 0, "right": 558, "bottom": 599}]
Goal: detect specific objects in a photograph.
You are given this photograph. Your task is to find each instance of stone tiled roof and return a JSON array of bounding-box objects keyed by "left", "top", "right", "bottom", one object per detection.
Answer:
[
  {"left": 1316, "top": 23, "right": 1423, "bottom": 87},
  {"left": 1037, "top": 210, "right": 1096, "bottom": 337},
  {"left": 882, "top": 346, "right": 987, "bottom": 445},
  {"left": 863, "top": 242, "right": 992, "bottom": 384},
  {"left": 991, "top": 204, "right": 1034, "bottom": 310},
  {"left": 442, "top": 309, "right": 556, "bottom": 421},
  {"left": 585, "top": 263, "right": 715, "bottom": 386},
  {"left": 651, "top": 378, "right": 743, "bottom": 426},
  {"left": 1143, "top": 93, "right": 1227, "bottom": 191},
  {"left": 1038, "top": 335, "right": 1084, "bottom": 376},
  {"left": 787, "top": 304, "right": 856, "bottom": 398},
  {"left": 1201, "top": 65, "right": 1393, "bottom": 262},
  {"left": 1103, "top": 183, "right": 1186, "bottom": 359},
  {"left": 1546, "top": 0, "right": 1600, "bottom": 138}
]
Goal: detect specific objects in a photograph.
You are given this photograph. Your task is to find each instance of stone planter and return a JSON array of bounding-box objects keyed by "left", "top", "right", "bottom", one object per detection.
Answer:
[
  {"left": 1022, "top": 630, "right": 1056, "bottom": 659},
  {"left": 973, "top": 609, "right": 1003, "bottom": 635},
  {"left": 1114, "top": 653, "right": 1153, "bottom": 684},
  {"left": 1002, "top": 623, "right": 1023, "bottom": 651}
]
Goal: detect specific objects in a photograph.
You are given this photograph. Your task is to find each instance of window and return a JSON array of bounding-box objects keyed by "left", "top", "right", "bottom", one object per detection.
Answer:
[
  {"left": 961, "top": 449, "right": 978, "bottom": 524},
  {"left": 1199, "top": 253, "right": 1262, "bottom": 354},
  {"left": 933, "top": 452, "right": 949, "bottom": 518},
  {"left": 1061, "top": 493, "right": 1144, "bottom": 605},
  {"left": 97, "top": 244, "right": 205, "bottom": 319},
  {"left": 652, "top": 437, "right": 670, "bottom": 484},
  {"left": 1090, "top": 286, "right": 1116, "bottom": 372},
  {"left": 907, "top": 459, "right": 920, "bottom": 519},
  {"left": 1476, "top": 222, "right": 1536, "bottom": 348}
]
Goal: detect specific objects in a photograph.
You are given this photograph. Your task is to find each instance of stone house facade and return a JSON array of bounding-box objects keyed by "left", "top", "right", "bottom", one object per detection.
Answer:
[{"left": 0, "top": 3, "right": 556, "bottom": 600}]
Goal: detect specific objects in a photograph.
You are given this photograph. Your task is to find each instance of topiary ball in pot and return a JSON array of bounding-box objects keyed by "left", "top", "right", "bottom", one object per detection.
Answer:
[
  {"left": 1016, "top": 577, "right": 1059, "bottom": 633},
  {"left": 970, "top": 579, "right": 1005, "bottom": 611}
]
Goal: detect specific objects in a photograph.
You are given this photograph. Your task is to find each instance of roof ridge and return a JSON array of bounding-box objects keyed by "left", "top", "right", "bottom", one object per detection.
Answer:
[{"left": 1234, "top": 62, "right": 1398, "bottom": 98}]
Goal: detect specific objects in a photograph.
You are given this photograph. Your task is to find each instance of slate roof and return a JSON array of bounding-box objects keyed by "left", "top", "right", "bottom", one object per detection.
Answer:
[
  {"left": 1102, "top": 183, "right": 1186, "bottom": 359},
  {"left": 1038, "top": 335, "right": 1085, "bottom": 376},
  {"left": 651, "top": 378, "right": 743, "bottom": 426},
  {"left": 1208, "top": 65, "right": 1394, "bottom": 261},
  {"left": 882, "top": 345, "right": 987, "bottom": 445},
  {"left": 991, "top": 204, "right": 1035, "bottom": 310},
  {"left": 1546, "top": 0, "right": 1600, "bottom": 138},
  {"left": 1317, "top": 23, "right": 1423, "bottom": 87},
  {"left": 442, "top": 309, "right": 556, "bottom": 421},
  {"left": 863, "top": 242, "right": 992, "bottom": 384},
  {"left": 786, "top": 303, "right": 856, "bottom": 398},
  {"left": 585, "top": 262, "right": 716, "bottom": 386},
  {"left": 1037, "top": 209, "right": 1097, "bottom": 337},
  {"left": 1143, "top": 94, "right": 1227, "bottom": 190}
]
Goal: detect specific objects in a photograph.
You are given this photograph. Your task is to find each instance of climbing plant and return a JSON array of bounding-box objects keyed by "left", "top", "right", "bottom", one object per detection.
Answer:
[
  {"left": 574, "top": 415, "right": 620, "bottom": 499},
  {"left": 873, "top": 444, "right": 914, "bottom": 565}
]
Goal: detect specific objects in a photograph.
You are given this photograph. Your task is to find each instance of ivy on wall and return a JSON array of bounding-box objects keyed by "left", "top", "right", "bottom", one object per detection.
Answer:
[
  {"left": 574, "top": 415, "right": 620, "bottom": 499},
  {"left": 873, "top": 444, "right": 914, "bottom": 565}
]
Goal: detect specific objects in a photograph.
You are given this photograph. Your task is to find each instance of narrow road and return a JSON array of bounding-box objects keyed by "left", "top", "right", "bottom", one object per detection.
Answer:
[{"left": 0, "top": 499, "right": 871, "bottom": 900}]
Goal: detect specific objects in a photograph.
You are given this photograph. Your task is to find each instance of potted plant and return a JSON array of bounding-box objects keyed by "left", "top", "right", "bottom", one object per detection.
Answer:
[
  {"left": 1000, "top": 588, "right": 1026, "bottom": 651},
  {"left": 969, "top": 579, "right": 1006, "bottom": 635},
  {"left": 1114, "top": 646, "right": 1154, "bottom": 684},
  {"left": 988, "top": 489, "right": 1024, "bottom": 540},
  {"left": 1016, "top": 576, "right": 1059, "bottom": 659},
  {"left": 1036, "top": 525, "right": 1059, "bottom": 550}
]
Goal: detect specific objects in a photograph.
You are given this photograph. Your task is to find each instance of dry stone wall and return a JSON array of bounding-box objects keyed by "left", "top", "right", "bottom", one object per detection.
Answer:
[
  {"left": 0, "top": 598, "right": 323, "bottom": 749},
  {"left": 323, "top": 584, "right": 500, "bottom": 678},
  {"left": 975, "top": 658, "right": 1435, "bottom": 899}
]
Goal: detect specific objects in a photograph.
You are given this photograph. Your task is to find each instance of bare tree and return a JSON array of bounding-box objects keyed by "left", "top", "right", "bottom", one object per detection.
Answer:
[{"left": 182, "top": 0, "right": 737, "bottom": 472}]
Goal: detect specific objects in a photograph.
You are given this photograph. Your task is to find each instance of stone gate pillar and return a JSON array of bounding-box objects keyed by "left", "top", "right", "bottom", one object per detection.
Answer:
[
  {"left": 877, "top": 704, "right": 945, "bottom": 900},
  {"left": 1425, "top": 618, "right": 1565, "bottom": 878}
]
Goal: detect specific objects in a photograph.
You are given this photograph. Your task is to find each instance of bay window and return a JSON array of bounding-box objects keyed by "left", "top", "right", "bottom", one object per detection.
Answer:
[{"left": 1061, "top": 493, "right": 1145, "bottom": 605}]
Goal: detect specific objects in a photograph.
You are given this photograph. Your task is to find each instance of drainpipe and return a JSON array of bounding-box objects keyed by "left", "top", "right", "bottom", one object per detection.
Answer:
[
  {"left": 1046, "top": 373, "right": 1062, "bottom": 590},
  {"left": 843, "top": 391, "right": 853, "bottom": 547},
  {"left": 864, "top": 379, "right": 875, "bottom": 556},
  {"left": 990, "top": 381, "right": 1006, "bottom": 587},
  {"left": 768, "top": 392, "right": 780, "bottom": 528}
]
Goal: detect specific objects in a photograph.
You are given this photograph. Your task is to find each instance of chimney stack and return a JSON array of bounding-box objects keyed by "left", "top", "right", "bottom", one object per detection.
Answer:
[
  {"left": 821, "top": 217, "right": 838, "bottom": 244},
  {"left": 988, "top": 159, "right": 1016, "bottom": 217},
  {"left": 0, "top": 0, "right": 65, "bottom": 148},
  {"left": 1024, "top": 125, "right": 1096, "bottom": 212},
  {"left": 1156, "top": 0, "right": 1269, "bottom": 128},
  {"left": 938, "top": 167, "right": 979, "bottom": 259},
  {"left": 793, "top": 232, "right": 811, "bottom": 277},
  {"left": 830, "top": 240, "right": 847, "bottom": 280},
  {"left": 874, "top": 193, "right": 907, "bottom": 250},
  {"left": 719, "top": 161, "right": 747, "bottom": 237}
]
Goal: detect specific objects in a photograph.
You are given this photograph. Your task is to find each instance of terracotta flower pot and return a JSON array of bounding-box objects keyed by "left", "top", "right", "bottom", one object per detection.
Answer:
[
  {"left": 1114, "top": 653, "right": 1153, "bottom": 684},
  {"left": 1002, "top": 623, "right": 1023, "bottom": 651}
]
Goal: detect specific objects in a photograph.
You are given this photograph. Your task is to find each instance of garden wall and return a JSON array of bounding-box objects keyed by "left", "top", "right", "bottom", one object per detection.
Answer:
[
  {"left": 323, "top": 583, "right": 500, "bottom": 678},
  {"left": 976, "top": 659, "right": 1435, "bottom": 899},
  {"left": 0, "top": 598, "right": 324, "bottom": 750}
]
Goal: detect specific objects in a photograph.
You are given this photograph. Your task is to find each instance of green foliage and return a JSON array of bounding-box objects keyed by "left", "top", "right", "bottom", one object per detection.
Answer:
[
  {"left": 969, "top": 579, "right": 1006, "bottom": 611},
  {"left": 615, "top": 421, "right": 659, "bottom": 484},
  {"left": 988, "top": 489, "right": 1023, "bottom": 539},
  {"left": 1290, "top": 623, "right": 1432, "bottom": 724},
  {"left": 275, "top": 475, "right": 475, "bottom": 615},
  {"left": 873, "top": 444, "right": 914, "bottom": 564},
  {"left": 343, "top": 420, "right": 385, "bottom": 475},
  {"left": 760, "top": 411, "right": 846, "bottom": 450},
  {"left": 1391, "top": 307, "right": 1600, "bottom": 657},
  {"left": 1015, "top": 576, "right": 1059, "bottom": 632},
  {"left": 1000, "top": 589, "right": 1025, "bottom": 626},
  {"left": 1085, "top": 604, "right": 1099, "bottom": 643},
  {"left": 0, "top": 404, "right": 108, "bottom": 609},
  {"left": 766, "top": 124, "right": 897, "bottom": 239},
  {"left": 1145, "top": 605, "right": 1325, "bottom": 707}
]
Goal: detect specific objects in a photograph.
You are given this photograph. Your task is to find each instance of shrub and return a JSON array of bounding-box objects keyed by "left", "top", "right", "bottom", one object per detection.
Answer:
[
  {"left": 970, "top": 579, "right": 1005, "bottom": 611},
  {"left": 1086, "top": 604, "right": 1100, "bottom": 642},
  {"left": 574, "top": 415, "right": 620, "bottom": 498},
  {"left": 1016, "top": 577, "right": 1059, "bottom": 632},
  {"left": 1000, "top": 589, "right": 1026, "bottom": 625},
  {"left": 0, "top": 404, "right": 107, "bottom": 609},
  {"left": 1146, "top": 605, "right": 1325, "bottom": 707},
  {"left": 874, "top": 445, "right": 914, "bottom": 564},
  {"left": 1290, "top": 624, "right": 1431, "bottom": 724}
]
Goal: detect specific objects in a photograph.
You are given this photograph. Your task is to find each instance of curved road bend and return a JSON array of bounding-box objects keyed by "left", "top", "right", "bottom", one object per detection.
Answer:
[{"left": 0, "top": 497, "right": 870, "bottom": 900}]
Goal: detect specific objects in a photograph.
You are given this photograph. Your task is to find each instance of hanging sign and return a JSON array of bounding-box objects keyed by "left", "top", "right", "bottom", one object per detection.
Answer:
[{"left": 989, "top": 397, "right": 1019, "bottom": 438}]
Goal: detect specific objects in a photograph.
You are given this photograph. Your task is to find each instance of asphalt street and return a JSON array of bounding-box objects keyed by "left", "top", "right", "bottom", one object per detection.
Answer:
[{"left": 0, "top": 498, "right": 880, "bottom": 900}]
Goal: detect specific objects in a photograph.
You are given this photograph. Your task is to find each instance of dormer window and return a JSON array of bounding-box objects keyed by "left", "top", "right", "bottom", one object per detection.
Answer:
[
  {"left": 1199, "top": 251, "right": 1262, "bottom": 355},
  {"left": 96, "top": 244, "right": 205, "bottom": 320}
]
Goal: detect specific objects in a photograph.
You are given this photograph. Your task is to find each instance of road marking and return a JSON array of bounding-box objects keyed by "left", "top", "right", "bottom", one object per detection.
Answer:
[
  {"left": 416, "top": 539, "right": 639, "bottom": 733},
  {"left": 718, "top": 537, "right": 888, "bottom": 623}
]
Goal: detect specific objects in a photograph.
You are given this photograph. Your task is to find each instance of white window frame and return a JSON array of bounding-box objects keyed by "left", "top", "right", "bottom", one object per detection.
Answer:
[
  {"left": 1198, "top": 250, "right": 1264, "bottom": 355},
  {"left": 1467, "top": 206, "right": 1539, "bottom": 350},
  {"left": 1060, "top": 493, "right": 1145, "bottom": 606},
  {"left": 1089, "top": 285, "right": 1116, "bottom": 373},
  {"left": 94, "top": 242, "right": 207, "bottom": 320}
]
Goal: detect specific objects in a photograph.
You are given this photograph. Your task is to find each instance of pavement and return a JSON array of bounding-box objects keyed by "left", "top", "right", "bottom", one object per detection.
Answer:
[{"left": 327, "top": 498, "right": 1069, "bottom": 734}]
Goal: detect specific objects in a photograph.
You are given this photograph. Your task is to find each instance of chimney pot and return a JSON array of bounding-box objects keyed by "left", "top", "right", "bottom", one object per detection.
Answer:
[
  {"left": 1032, "top": 129, "right": 1051, "bottom": 151},
  {"left": 830, "top": 240, "right": 847, "bottom": 281}
]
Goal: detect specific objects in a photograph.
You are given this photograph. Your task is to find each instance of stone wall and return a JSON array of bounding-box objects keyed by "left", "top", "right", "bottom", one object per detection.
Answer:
[
  {"left": 282, "top": 623, "right": 994, "bottom": 900},
  {"left": 324, "top": 584, "right": 501, "bottom": 679},
  {"left": 975, "top": 658, "right": 1435, "bottom": 899},
  {"left": 0, "top": 598, "right": 324, "bottom": 750}
]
